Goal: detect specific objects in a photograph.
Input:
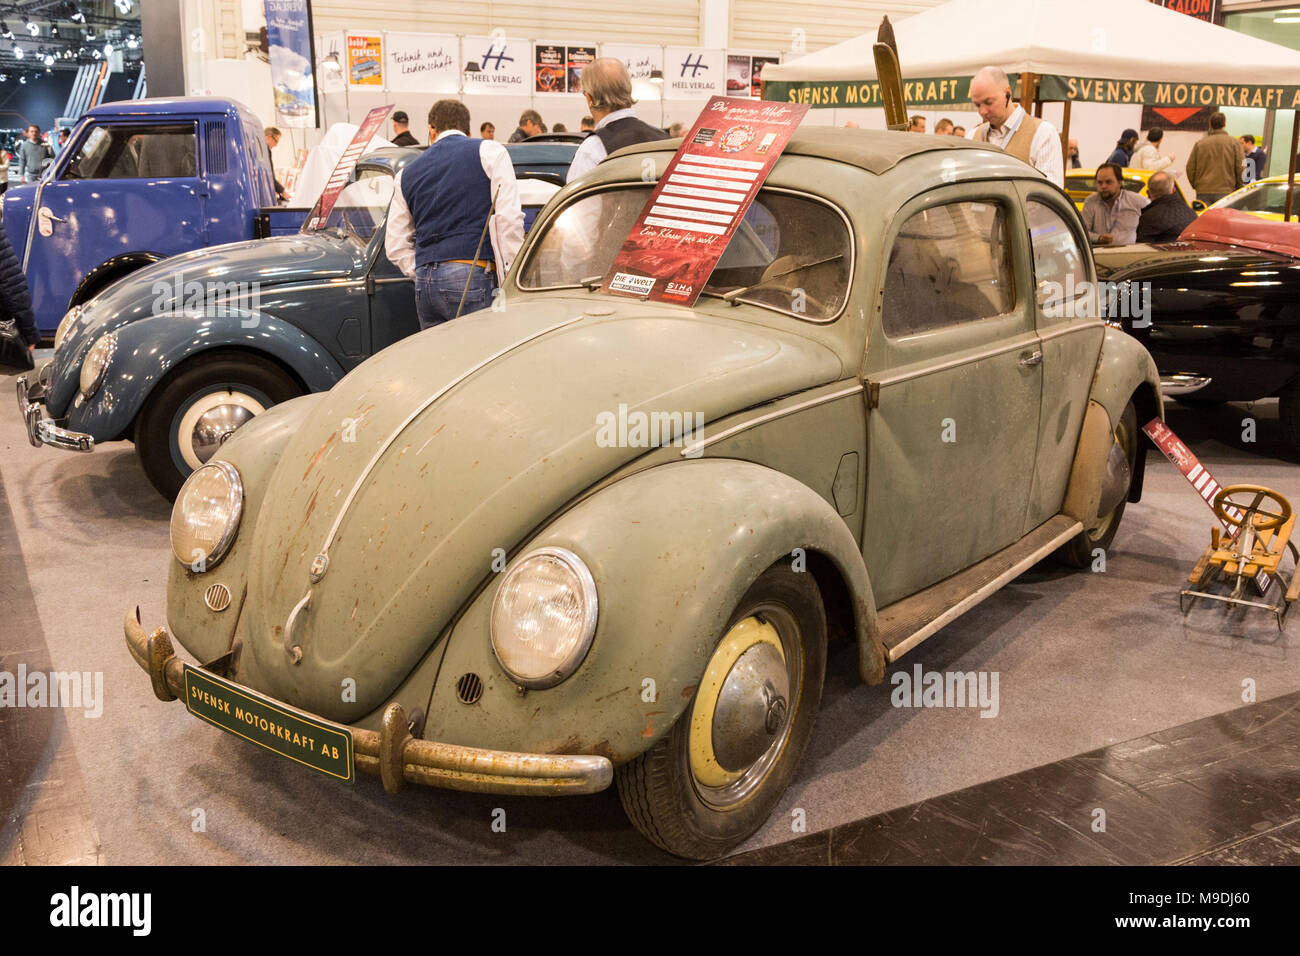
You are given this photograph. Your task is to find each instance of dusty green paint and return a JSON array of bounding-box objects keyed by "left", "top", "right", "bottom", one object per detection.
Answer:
[{"left": 156, "top": 128, "right": 1160, "bottom": 766}]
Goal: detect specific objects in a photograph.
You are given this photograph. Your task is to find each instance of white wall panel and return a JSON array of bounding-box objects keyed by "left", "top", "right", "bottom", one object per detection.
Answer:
[
  {"left": 730, "top": 0, "right": 945, "bottom": 54},
  {"left": 308, "top": 0, "right": 705, "bottom": 46}
]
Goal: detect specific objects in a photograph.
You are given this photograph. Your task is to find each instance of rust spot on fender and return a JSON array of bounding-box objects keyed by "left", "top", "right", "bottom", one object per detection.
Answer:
[
  {"left": 303, "top": 431, "right": 338, "bottom": 480},
  {"left": 681, "top": 683, "right": 698, "bottom": 699},
  {"left": 640, "top": 711, "right": 665, "bottom": 738},
  {"left": 594, "top": 685, "right": 630, "bottom": 703}
]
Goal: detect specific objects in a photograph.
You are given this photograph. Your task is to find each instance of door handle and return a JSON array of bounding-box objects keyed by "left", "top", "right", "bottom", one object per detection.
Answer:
[{"left": 1019, "top": 349, "right": 1043, "bottom": 368}]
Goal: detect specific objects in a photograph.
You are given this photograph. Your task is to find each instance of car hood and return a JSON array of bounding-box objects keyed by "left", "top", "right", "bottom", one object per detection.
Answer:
[
  {"left": 64, "top": 233, "right": 360, "bottom": 342},
  {"left": 239, "top": 296, "right": 843, "bottom": 719}
]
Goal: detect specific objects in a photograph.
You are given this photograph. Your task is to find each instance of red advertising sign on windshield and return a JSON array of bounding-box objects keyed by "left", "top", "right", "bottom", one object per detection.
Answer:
[
  {"left": 307, "top": 104, "right": 393, "bottom": 230},
  {"left": 601, "top": 97, "right": 808, "bottom": 305}
]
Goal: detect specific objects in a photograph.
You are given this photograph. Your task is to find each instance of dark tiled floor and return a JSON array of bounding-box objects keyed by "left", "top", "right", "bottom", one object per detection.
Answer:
[
  {"left": 722, "top": 692, "right": 1300, "bottom": 865},
  {"left": 0, "top": 471, "right": 102, "bottom": 864}
]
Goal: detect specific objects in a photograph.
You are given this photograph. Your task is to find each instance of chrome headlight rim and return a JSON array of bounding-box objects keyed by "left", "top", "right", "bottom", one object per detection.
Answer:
[
  {"left": 54, "top": 304, "right": 84, "bottom": 352},
  {"left": 170, "top": 459, "right": 244, "bottom": 571},
  {"left": 78, "top": 331, "right": 117, "bottom": 400},
  {"left": 490, "top": 546, "right": 598, "bottom": 690}
]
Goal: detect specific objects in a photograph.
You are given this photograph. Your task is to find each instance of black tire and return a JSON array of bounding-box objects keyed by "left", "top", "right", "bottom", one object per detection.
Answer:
[
  {"left": 1279, "top": 379, "right": 1300, "bottom": 452},
  {"left": 1057, "top": 400, "right": 1139, "bottom": 568},
  {"left": 134, "top": 351, "right": 300, "bottom": 500},
  {"left": 616, "top": 560, "right": 827, "bottom": 860}
]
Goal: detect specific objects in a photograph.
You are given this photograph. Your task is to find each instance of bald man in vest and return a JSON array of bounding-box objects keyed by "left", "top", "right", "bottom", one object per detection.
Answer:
[
  {"left": 965, "top": 66, "right": 1064, "bottom": 187},
  {"left": 566, "top": 57, "right": 669, "bottom": 183}
]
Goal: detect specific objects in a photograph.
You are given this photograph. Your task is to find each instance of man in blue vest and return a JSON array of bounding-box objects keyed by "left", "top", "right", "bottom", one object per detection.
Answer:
[{"left": 386, "top": 100, "right": 524, "bottom": 329}]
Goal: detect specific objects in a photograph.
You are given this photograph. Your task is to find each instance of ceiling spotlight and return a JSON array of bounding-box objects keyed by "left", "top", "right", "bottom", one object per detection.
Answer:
[
  {"left": 0, "top": 74, "right": 6, "bottom": 82},
  {"left": 13, "top": 46, "right": 24, "bottom": 59},
  {"left": 25, "top": 21, "right": 38, "bottom": 36},
  {"left": 50, "top": 25, "right": 58, "bottom": 38},
  {"left": 43, "top": 53, "right": 54, "bottom": 66},
  {"left": 86, "top": 29, "right": 95, "bottom": 39},
  {"left": 126, "top": 37, "right": 137, "bottom": 49},
  {"left": 104, "top": 42, "right": 113, "bottom": 56},
  {"left": 115, "top": 0, "right": 133, "bottom": 12},
  {"left": 92, "top": 49, "right": 100, "bottom": 59},
  {"left": 0, "top": 23, "right": 11, "bottom": 39},
  {"left": 649, "top": 69, "right": 664, "bottom": 84},
  {"left": 19, "top": 75, "right": 26, "bottom": 84}
]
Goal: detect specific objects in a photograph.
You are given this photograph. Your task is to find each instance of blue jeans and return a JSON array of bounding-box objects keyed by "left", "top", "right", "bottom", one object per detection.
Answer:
[{"left": 414, "top": 261, "right": 496, "bottom": 330}]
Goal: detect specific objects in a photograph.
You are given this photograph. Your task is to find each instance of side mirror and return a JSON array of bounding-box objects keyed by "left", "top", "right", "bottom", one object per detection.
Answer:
[{"left": 1191, "top": 200, "right": 1207, "bottom": 213}]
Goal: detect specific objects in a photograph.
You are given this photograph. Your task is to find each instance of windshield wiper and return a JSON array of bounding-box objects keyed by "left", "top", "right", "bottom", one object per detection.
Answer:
[
  {"left": 715, "top": 254, "right": 845, "bottom": 305},
  {"left": 579, "top": 274, "right": 604, "bottom": 291}
]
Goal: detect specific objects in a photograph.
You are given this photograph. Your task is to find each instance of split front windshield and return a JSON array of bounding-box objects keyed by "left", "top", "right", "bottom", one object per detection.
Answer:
[{"left": 517, "top": 184, "right": 852, "bottom": 321}]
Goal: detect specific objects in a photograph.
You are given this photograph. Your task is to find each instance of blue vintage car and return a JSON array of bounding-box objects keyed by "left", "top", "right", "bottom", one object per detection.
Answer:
[
  {"left": 16, "top": 143, "right": 573, "bottom": 499},
  {"left": 4, "top": 97, "right": 284, "bottom": 338}
]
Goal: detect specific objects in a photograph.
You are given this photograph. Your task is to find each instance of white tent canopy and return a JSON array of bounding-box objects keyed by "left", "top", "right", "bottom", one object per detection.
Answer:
[{"left": 764, "top": 0, "right": 1300, "bottom": 97}]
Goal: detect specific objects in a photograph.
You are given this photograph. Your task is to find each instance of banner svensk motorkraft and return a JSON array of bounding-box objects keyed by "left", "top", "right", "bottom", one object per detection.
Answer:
[{"left": 763, "top": 74, "right": 1300, "bottom": 110}]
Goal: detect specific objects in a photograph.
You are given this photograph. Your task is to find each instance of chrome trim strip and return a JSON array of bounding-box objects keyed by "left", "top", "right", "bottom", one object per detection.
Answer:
[
  {"left": 373, "top": 277, "right": 412, "bottom": 286},
  {"left": 20, "top": 181, "right": 44, "bottom": 273},
  {"left": 871, "top": 335, "right": 1042, "bottom": 388},
  {"left": 315, "top": 315, "right": 586, "bottom": 566},
  {"left": 1036, "top": 320, "right": 1106, "bottom": 343},
  {"left": 680, "top": 383, "right": 864, "bottom": 457},
  {"left": 886, "top": 519, "right": 1084, "bottom": 661}
]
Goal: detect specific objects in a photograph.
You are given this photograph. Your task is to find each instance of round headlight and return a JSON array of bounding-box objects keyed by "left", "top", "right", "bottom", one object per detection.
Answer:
[
  {"left": 490, "top": 547, "right": 598, "bottom": 688},
  {"left": 78, "top": 331, "right": 117, "bottom": 399},
  {"left": 54, "top": 304, "right": 84, "bottom": 352},
  {"left": 170, "top": 460, "right": 243, "bottom": 571}
]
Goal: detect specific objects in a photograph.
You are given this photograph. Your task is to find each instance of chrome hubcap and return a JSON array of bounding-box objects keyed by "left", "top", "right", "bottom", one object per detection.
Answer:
[
  {"left": 175, "top": 391, "right": 266, "bottom": 471},
  {"left": 192, "top": 404, "right": 256, "bottom": 463},
  {"left": 712, "top": 642, "right": 790, "bottom": 772},
  {"left": 689, "top": 608, "right": 800, "bottom": 809}
]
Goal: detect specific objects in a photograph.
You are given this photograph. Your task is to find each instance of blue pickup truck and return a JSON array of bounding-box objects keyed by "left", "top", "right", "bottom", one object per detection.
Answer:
[{"left": 3, "top": 96, "right": 295, "bottom": 338}]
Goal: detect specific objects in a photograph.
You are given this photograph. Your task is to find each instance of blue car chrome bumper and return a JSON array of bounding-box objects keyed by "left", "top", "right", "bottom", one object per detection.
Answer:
[{"left": 15, "top": 372, "right": 94, "bottom": 453}]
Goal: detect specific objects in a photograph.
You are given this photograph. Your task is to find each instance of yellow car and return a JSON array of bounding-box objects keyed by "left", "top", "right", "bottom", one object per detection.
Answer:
[
  {"left": 1209, "top": 175, "right": 1299, "bottom": 221},
  {"left": 1064, "top": 167, "right": 1204, "bottom": 214}
]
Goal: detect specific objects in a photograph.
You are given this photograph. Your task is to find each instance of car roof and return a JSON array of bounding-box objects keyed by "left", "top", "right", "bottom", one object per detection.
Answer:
[
  {"left": 357, "top": 142, "right": 576, "bottom": 176},
  {"left": 609, "top": 126, "right": 1000, "bottom": 176},
  {"left": 1068, "top": 167, "right": 1150, "bottom": 181},
  {"left": 83, "top": 96, "right": 250, "bottom": 118}
]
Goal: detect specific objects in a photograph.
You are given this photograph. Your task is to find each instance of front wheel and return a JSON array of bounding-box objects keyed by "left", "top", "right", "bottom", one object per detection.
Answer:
[
  {"left": 1058, "top": 400, "right": 1138, "bottom": 567},
  {"left": 616, "top": 561, "right": 827, "bottom": 860},
  {"left": 134, "top": 351, "right": 300, "bottom": 500}
]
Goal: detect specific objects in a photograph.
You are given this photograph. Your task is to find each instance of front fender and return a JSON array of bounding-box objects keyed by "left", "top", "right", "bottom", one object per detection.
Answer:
[
  {"left": 422, "top": 458, "right": 882, "bottom": 764},
  {"left": 165, "top": 392, "right": 328, "bottom": 666},
  {"left": 64, "top": 310, "right": 346, "bottom": 440}
]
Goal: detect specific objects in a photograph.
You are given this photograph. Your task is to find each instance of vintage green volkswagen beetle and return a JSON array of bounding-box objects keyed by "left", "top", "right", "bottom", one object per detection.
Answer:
[{"left": 125, "top": 128, "right": 1162, "bottom": 859}]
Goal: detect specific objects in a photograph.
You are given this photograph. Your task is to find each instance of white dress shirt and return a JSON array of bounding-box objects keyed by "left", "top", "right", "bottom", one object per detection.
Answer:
[
  {"left": 566, "top": 107, "right": 640, "bottom": 183},
  {"left": 1081, "top": 189, "right": 1149, "bottom": 245},
  {"left": 967, "top": 105, "right": 1064, "bottom": 187},
  {"left": 1130, "top": 142, "right": 1173, "bottom": 173},
  {"left": 385, "top": 129, "right": 525, "bottom": 279}
]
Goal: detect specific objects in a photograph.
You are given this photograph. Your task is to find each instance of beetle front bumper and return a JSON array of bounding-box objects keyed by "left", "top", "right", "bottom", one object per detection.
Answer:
[
  {"left": 123, "top": 608, "right": 614, "bottom": 796},
  {"left": 15, "top": 373, "right": 94, "bottom": 452}
]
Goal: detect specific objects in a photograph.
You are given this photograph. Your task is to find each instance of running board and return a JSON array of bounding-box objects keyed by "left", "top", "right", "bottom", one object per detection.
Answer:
[{"left": 878, "top": 514, "right": 1084, "bottom": 661}]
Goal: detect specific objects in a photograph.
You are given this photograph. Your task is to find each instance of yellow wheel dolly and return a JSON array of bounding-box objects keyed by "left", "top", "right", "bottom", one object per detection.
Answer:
[{"left": 1180, "top": 485, "right": 1300, "bottom": 631}]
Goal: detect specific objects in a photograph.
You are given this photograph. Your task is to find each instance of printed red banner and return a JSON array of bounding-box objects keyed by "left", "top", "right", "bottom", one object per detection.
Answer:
[
  {"left": 601, "top": 96, "right": 809, "bottom": 306},
  {"left": 307, "top": 105, "right": 393, "bottom": 230}
]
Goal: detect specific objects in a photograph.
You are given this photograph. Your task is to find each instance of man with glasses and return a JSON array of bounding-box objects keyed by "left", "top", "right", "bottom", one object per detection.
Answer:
[{"left": 965, "top": 66, "right": 1063, "bottom": 187}]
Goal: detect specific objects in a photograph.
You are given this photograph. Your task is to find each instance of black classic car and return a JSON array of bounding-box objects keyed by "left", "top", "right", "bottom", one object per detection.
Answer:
[{"left": 1094, "top": 209, "right": 1300, "bottom": 448}]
